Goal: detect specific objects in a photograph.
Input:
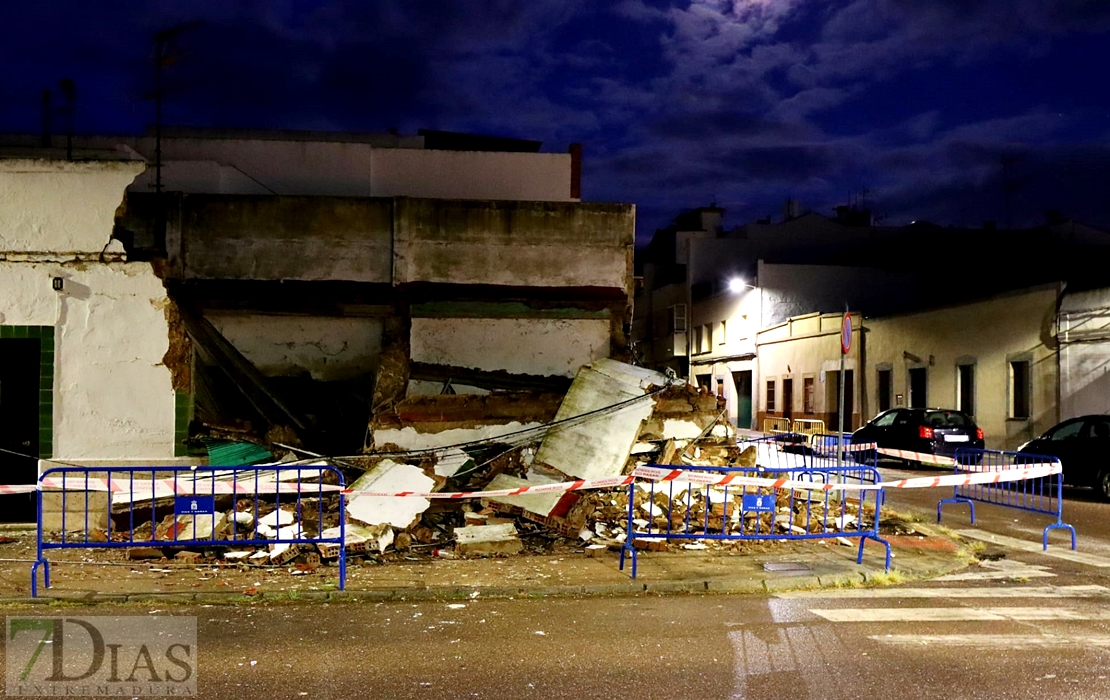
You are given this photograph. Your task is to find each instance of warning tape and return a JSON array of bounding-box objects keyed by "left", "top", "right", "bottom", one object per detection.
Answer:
[
  {"left": 0, "top": 485, "right": 38, "bottom": 495},
  {"left": 631, "top": 464, "right": 1061, "bottom": 492},
  {"left": 342, "top": 475, "right": 637, "bottom": 500},
  {"left": 876, "top": 448, "right": 957, "bottom": 465},
  {"left": 1, "top": 458, "right": 1062, "bottom": 500},
  {"left": 28, "top": 477, "right": 342, "bottom": 496}
]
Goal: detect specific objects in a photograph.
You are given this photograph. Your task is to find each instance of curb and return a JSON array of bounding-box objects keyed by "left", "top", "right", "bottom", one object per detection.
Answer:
[{"left": 0, "top": 536, "right": 974, "bottom": 606}]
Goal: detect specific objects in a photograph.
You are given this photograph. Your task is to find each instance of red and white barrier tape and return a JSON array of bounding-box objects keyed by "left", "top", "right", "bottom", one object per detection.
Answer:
[
  {"left": 31, "top": 477, "right": 342, "bottom": 496},
  {"left": 1, "top": 459, "right": 1062, "bottom": 500},
  {"left": 876, "top": 448, "right": 957, "bottom": 465},
  {"left": 631, "top": 464, "right": 1061, "bottom": 492},
  {"left": 342, "top": 475, "right": 637, "bottom": 500}
]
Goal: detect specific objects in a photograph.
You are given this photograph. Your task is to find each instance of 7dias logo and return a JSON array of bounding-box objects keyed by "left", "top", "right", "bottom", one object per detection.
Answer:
[{"left": 6, "top": 616, "right": 197, "bottom": 697}]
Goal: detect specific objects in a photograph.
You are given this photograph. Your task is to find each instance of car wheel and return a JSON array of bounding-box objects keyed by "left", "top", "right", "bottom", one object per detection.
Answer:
[{"left": 1099, "top": 471, "right": 1110, "bottom": 502}]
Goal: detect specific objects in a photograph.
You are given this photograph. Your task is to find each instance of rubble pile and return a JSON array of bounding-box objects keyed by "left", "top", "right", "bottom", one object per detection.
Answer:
[{"left": 62, "top": 360, "right": 823, "bottom": 568}]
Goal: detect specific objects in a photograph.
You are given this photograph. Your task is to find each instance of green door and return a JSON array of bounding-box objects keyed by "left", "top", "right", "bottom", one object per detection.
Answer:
[{"left": 733, "top": 370, "right": 753, "bottom": 429}]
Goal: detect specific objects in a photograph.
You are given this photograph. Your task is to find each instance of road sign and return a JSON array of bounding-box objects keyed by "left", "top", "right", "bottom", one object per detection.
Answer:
[{"left": 841, "top": 313, "right": 852, "bottom": 354}]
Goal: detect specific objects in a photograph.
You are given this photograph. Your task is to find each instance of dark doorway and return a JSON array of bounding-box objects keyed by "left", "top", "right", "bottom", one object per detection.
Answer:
[
  {"left": 909, "top": 367, "right": 927, "bottom": 409},
  {"left": 958, "top": 364, "right": 975, "bottom": 416},
  {"left": 782, "top": 378, "right": 794, "bottom": 420},
  {"left": 878, "top": 369, "right": 892, "bottom": 413},
  {"left": 827, "top": 370, "right": 855, "bottom": 431},
  {"left": 0, "top": 338, "right": 42, "bottom": 522},
  {"left": 732, "top": 370, "right": 752, "bottom": 429}
]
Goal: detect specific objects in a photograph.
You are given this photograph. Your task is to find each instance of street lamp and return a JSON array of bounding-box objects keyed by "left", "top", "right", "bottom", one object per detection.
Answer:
[{"left": 728, "top": 278, "right": 756, "bottom": 293}]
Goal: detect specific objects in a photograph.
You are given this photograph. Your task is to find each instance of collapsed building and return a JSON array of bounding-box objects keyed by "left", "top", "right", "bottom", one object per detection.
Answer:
[{"left": 1, "top": 131, "right": 740, "bottom": 563}]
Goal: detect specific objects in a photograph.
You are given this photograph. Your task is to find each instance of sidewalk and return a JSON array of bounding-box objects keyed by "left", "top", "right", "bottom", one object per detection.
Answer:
[{"left": 0, "top": 523, "right": 973, "bottom": 605}]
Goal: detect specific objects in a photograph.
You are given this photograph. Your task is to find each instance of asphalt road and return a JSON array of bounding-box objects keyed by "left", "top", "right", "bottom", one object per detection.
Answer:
[
  {"left": 4, "top": 463, "right": 1108, "bottom": 699},
  {"left": 4, "top": 548, "right": 1110, "bottom": 699}
]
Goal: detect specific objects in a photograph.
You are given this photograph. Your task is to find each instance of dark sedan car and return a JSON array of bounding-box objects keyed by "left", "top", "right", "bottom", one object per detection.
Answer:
[
  {"left": 852, "top": 408, "right": 985, "bottom": 463},
  {"left": 1018, "top": 414, "right": 1110, "bottom": 500}
]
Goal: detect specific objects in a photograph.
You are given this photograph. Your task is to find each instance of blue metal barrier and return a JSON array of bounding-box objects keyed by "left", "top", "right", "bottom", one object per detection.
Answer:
[
  {"left": 618, "top": 463, "right": 890, "bottom": 578},
  {"left": 32, "top": 465, "right": 346, "bottom": 596},
  {"left": 938, "top": 448, "right": 1076, "bottom": 550}
]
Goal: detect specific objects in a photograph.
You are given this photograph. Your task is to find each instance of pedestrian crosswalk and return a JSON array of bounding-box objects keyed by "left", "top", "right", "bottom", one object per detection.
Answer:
[{"left": 773, "top": 564, "right": 1110, "bottom": 649}]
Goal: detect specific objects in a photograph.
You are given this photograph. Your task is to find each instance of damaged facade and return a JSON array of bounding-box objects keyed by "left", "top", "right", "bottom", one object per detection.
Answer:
[
  {"left": 3, "top": 131, "right": 735, "bottom": 566},
  {"left": 0, "top": 156, "right": 183, "bottom": 522}
]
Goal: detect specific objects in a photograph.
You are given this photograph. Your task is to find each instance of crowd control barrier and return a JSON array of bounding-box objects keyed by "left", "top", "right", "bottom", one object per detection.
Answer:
[
  {"left": 32, "top": 465, "right": 347, "bottom": 596},
  {"left": 938, "top": 449, "right": 1075, "bottom": 550},
  {"left": 619, "top": 463, "right": 890, "bottom": 578},
  {"left": 762, "top": 417, "right": 792, "bottom": 434},
  {"left": 791, "top": 419, "right": 827, "bottom": 442}
]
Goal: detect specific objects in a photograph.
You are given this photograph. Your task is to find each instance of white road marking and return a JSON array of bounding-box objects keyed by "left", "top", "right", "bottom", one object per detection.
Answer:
[
  {"left": 809, "top": 607, "right": 1110, "bottom": 622},
  {"left": 775, "top": 585, "right": 1108, "bottom": 599},
  {"left": 935, "top": 558, "right": 1057, "bottom": 581},
  {"left": 870, "top": 634, "right": 1110, "bottom": 648},
  {"left": 955, "top": 529, "right": 1110, "bottom": 568}
]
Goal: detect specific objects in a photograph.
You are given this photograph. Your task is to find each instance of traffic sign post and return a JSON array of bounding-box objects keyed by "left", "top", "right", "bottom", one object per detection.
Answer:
[{"left": 838, "top": 312, "right": 851, "bottom": 466}]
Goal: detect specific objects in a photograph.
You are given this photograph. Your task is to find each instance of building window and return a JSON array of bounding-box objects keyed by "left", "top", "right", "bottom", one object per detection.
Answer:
[
  {"left": 693, "top": 326, "right": 703, "bottom": 354},
  {"left": 766, "top": 380, "right": 776, "bottom": 412},
  {"left": 957, "top": 363, "right": 975, "bottom": 416},
  {"left": 803, "top": 377, "right": 815, "bottom": 414},
  {"left": 877, "top": 369, "right": 892, "bottom": 413},
  {"left": 719, "top": 320, "right": 727, "bottom": 345},
  {"left": 669, "top": 304, "right": 687, "bottom": 333},
  {"left": 703, "top": 324, "right": 713, "bottom": 352},
  {"left": 1010, "top": 360, "right": 1031, "bottom": 419}
]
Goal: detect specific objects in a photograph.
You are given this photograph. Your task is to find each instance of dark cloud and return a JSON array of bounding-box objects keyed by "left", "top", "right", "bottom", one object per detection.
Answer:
[{"left": 2, "top": 0, "right": 1109, "bottom": 241}]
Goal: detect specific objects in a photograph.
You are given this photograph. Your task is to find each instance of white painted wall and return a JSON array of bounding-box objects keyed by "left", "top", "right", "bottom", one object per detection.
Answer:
[
  {"left": 0, "top": 159, "right": 145, "bottom": 252},
  {"left": 409, "top": 318, "right": 611, "bottom": 377},
  {"left": 1059, "top": 287, "right": 1110, "bottom": 419},
  {"left": 371, "top": 149, "right": 572, "bottom": 201},
  {"left": 206, "top": 313, "right": 384, "bottom": 381},
  {"left": 116, "top": 137, "right": 573, "bottom": 201},
  {"left": 0, "top": 261, "right": 175, "bottom": 459}
]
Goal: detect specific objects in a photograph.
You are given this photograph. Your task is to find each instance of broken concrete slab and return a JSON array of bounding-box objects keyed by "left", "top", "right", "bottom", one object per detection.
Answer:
[
  {"left": 259, "top": 509, "right": 296, "bottom": 528},
  {"left": 454, "top": 523, "right": 522, "bottom": 557},
  {"left": 534, "top": 359, "right": 667, "bottom": 482},
  {"left": 480, "top": 473, "right": 566, "bottom": 519},
  {"left": 346, "top": 459, "right": 435, "bottom": 529},
  {"left": 172, "top": 512, "right": 226, "bottom": 541},
  {"left": 433, "top": 448, "right": 475, "bottom": 478}
]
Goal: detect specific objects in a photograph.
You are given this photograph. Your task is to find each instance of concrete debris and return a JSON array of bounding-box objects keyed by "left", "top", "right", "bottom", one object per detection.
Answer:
[
  {"left": 584, "top": 544, "right": 607, "bottom": 557},
  {"left": 172, "top": 512, "right": 226, "bottom": 540},
  {"left": 534, "top": 359, "right": 666, "bottom": 482},
  {"left": 480, "top": 473, "right": 566, "bottom": 519},
  {"left": 433, "top": 448, "right": 475, "bottom": 478},
  {"left": 454, "top": 523, "right": 523, "bottom": 557},
  {"left": 127, "top": 547, "right": 163, "bottom": 560},
  {"left": 346, "top": 459, "right": 436, "bottom": 529},
  {"left": 259, "top": 509, "right": 296, "bottom": 528}
]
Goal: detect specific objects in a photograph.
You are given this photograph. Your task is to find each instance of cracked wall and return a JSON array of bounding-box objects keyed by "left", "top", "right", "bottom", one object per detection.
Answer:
[
  {"left": 0, "top": 159, "right": 175, "bottom": 460},
  {"left": 0, "top": 261, "right": 175, "bottom": 458},
  {"left": 409, "top": 317, "right": 611, "bottom": 378},
  {"left": 204, "top": 312, "right": 384, "bottom": 381}
]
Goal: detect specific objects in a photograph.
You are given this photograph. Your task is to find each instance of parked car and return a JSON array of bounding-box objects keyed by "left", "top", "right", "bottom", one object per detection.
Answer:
[
  {"left": 851, "top": 408, "right": 985, "bottom": 463},
  {"left": 1018, "top": 415, "right": 1110, "bottom": 500}
]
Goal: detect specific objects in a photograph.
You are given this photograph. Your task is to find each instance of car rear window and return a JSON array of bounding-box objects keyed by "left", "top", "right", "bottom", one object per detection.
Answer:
[{"left": 924, "top": 410, "right": 971, "bottom": 428}]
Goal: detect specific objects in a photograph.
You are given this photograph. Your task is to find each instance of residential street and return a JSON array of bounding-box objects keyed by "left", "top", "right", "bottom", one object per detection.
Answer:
[
  {"left": 6, "top": 551, "right": 1110, "bottom": 700},
  {"left": 6, "top": 474, "right": 1110, "bottom": 700}
]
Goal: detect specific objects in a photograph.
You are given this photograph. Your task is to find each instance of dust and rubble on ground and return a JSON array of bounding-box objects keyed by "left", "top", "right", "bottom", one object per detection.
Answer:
[{"left": 39, "top": 360, "right": 879, "bottom": 574}]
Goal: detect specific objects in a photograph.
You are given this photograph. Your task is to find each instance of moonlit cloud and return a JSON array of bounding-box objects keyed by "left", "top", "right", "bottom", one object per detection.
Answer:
[{"left": 1, "top": 0, "right": 1108, "bottom": 238}]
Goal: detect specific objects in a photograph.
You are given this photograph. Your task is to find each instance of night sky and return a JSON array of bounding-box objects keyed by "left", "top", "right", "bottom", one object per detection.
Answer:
[{"left": 4, "top": 1, "right": 1110, "bottom": 240}]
